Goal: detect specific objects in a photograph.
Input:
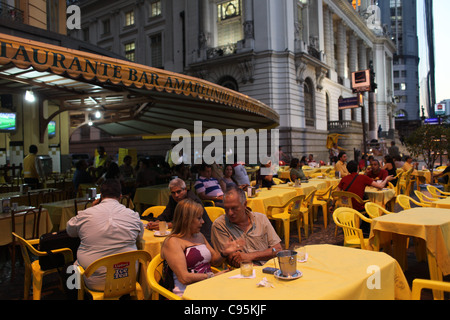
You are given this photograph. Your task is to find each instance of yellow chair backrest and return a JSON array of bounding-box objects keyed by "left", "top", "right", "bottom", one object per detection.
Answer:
[
  {"left": 365, "top": 202, "right": 394, "bottom": 219},
  {"left": 142, "top": 206, "right": 166, "bottom": 218},
  {"left": 205, "top": 206, "right": 225, "bottom": 222},
  {"left": 426, "top": 185, "right": 448, "bottom": 198},
  {"left": 315, "top": 186, "right": 333, "bottom": 201},
  {"left": 12, "top": 232, "right": 73, "bottom": 268},
  {"left": 78, "top": 250, "right": 151, "bottom": 300},
  {"left": 332, "top": 207, "right": 372, "bottom": 250},
  {"left": 266, "top": 195, "right": 305, "bottom": 218},
  {"left": 396, "top": 195, "right": 431, "bottom": 210},
  {"left": 411, "top": 279, "right": 450, "bottom": 300},
  {"left": 414, "top": 190, "right": 437, "bottom": 204},
  {"left": 331, "top": 191, "right": 365, "bottom": 210},
  {"left": 147, "top": 254, "right": 181, "bottom": 300}
]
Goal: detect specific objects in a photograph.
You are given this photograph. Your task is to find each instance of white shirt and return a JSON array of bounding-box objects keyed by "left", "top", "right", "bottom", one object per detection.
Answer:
[
  {"left": 232, "top": 164, "right": 250, "bottom": 185},
  {"left": 66, "top": 198, "right": 144, "bottom": 291}
]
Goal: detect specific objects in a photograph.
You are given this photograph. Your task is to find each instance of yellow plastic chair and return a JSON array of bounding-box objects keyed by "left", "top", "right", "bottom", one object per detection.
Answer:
[
  {"left": 414, "top": 190, "right": 437, "bottom": 205},
  {"left": 312, "top": 186, "right": 334, "bottom": 229},
  {"left": 12, "top": 232, "right": 73, "bottom": 300},
  {"left": 331, "top": 191, "right": 367, "bottom": 236},
  {"left": 427, "top": 185, "right": 450, "bottom": 198},
  {"left": 146, "top": 254, "right": 221, "bottom": 300},
  {"left": 205, "top": 206, "right": 225, "bottom": 222},
  {"left": 142, "top": 206, "right": 166, "bottom": 218},
  {"left": 301, "top": 190, "right": 317, "bottom": 238},
  {"left": 267, "top": 195, "right": 306, "bottom": 249},
  {"left": 396, "top": 195, "right": 432, "bottom": 210},
  {"left": 364, "top": 202, "right": 394, "bottom": 219},
  {"left": 273, "top": 178, "right": 284, "bottom": 185},
  {"left": 77, "top": 250, "right": 151, "bottom": 300},
  {"left": 411, "top": 279, "right": 450, "bottom": 300},
  {"left": 146, "top": 254, "right": 181, "bottom": 300},
  {"left": 332, "top": 207, "right": 372, "bottom": 250}
]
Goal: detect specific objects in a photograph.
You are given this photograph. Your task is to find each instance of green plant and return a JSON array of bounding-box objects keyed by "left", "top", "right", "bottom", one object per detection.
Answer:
[{"left": 405, "top": 124, "right": 450, "bottom": 182}]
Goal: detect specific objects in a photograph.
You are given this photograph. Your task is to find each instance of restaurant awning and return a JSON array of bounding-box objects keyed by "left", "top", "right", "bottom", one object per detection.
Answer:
[{"left": 0, "top": 33, "right": 279, "bottom": 142}]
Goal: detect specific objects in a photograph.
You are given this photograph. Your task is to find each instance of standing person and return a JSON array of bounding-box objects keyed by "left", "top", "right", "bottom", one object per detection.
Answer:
[
  {"left": 119, "top": 155, "right": 135, "bottom": 179},
  {"left": 72, "top": 159, "right": 94, "bottom": 197},
  {"left": 160, "top": 198, "right": 238, "bottom": 297},
  {"left": 23, "top": 144, "right": 45, "bottom": 189},
  {"left": 335, "top": 152, "right": 350, "bottom": 177},
  {"left": 388, "top": 141, "right": 400, "bottom": 159},
  {"left": 211, "top": 186, "right": 282, "bottom": 268},
  {"left": 66, "top": 179, "right": 144, "bottom": 292},
  {"left": 94, "top": 146, "right": 107, "bottom": 169},
  {"left": 146, "top": 178, "right": 213, "bottom": 243}
]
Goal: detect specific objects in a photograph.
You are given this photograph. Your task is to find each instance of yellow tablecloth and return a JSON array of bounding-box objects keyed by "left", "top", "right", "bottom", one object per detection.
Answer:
[
  {"left": 369, "top": 208, "right": 450, "bottom": 298},
  {"left": 364, "top": 187, "right": 396, "bottom": 207},
  {"left": 41, "top": 198, "right": 87, "bottom": 231},
  {"left": 432, "top": 197, "right": 450, "bottom": 209},
  {"left": 182, "top": 244, "right": 410, "bottom": 300},
  {"left": 272, "top": 180, "right": 327, "bottom": 197},
  {"left": 133, "top": 184, "right": 171, "bottom": 210},
  {"left": 246, "top": 188, "right": 297, "bottom": 215},
  {"left": 0, "top": 208, "right": 53, "bottom": 246},
  {"left": 310, "top": 177, "right": 341, "bottom": 188},
  {"left": 138, "top": 220, "right": 167, "bottom": 259}
]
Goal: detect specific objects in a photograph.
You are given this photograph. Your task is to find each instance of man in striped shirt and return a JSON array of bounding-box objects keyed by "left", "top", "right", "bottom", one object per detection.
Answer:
[{"left": 194, "top": 164, "right": 224, "bottom": 206}]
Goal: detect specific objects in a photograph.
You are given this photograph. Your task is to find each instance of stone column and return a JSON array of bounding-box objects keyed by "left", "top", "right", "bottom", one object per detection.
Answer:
[
  {"left": 323, "top": 5, "right": 334, "bottom": 69},
  {"left": 336, "top": 22, "right": 347, "bottom": 80},
  {"left": 348, "top": 32, "right": 358, "bottom": 74},
  {"left": 242, "top": 0, "right": 254, "bottom": 48}
]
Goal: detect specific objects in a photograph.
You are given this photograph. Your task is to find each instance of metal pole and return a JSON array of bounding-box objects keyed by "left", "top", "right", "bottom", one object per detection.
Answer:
[{"left": 359, "top": 92, "right": 368, "bottom": 156}]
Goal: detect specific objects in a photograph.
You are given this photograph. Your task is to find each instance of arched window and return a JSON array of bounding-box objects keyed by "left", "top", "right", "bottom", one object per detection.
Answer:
[
  {"left": 338, "top": 95, "right": 344, "bottom": 121},
  {"left": 304, "top": 78, "right": 315, "bottom": 127},
  {"left": 218, "top": 76, "right": 239, "bottom": 92}
]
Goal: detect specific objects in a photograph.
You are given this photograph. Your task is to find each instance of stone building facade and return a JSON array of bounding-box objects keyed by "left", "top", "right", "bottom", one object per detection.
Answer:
[{"left": 70, "top": 0, "right": 397, "bottom": 162}]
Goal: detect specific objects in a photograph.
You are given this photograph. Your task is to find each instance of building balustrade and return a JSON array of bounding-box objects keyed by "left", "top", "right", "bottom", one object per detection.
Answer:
[{"left": 0, "top": 2, "right": 23, "bottom": 23}]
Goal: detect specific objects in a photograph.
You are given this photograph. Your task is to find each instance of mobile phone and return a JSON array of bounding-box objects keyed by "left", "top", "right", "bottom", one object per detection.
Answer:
[{"left": 262, "top": 267, "right": 278, "bottom": 275}]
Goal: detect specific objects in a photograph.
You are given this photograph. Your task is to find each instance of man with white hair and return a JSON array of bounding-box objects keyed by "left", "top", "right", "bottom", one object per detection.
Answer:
[{"left": 146, "top": 178, "right": 212, "bottom": 243}]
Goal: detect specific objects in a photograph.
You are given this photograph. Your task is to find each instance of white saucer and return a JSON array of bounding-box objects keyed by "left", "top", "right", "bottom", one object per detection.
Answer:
[
  {"left": 154, "top": 230, "right": 171, "bottom": 237},
  {"left": 274, "top": 269, "right": 303, "bottom": 280}
]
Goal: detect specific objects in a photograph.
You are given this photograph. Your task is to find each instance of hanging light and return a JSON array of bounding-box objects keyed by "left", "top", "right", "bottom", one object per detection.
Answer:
[
  {"left": 25, "top": 90, "right": 35, "bottom": 102},
  {"left": 95, "top": 111, "right": 102, "bottom": 119},
  {"left": 88, "top": 121, "right": 93, "bottom": 126}
]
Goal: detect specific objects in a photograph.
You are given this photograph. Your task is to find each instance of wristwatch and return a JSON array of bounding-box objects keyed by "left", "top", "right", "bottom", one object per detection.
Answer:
[{"left": 272, "top": 247, "right": 277, "bottom": 257}]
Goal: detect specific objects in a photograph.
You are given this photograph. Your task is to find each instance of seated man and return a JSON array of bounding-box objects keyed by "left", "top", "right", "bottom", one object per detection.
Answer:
[
  {"left": 335, "top": 152, "right": 350, "bottom": 177},
  {"left": 146, "top": 178, "right": 212, "bottom": 243},
  {"left": 66, "top": 179, "right": 144, "bottom": 292},
  {"left": 336, "top": 161, "right": 394, "bottom": 235},
  {"left": 211, "top": 186, "right": 282, "bottom": 268},
  {"left": 365, "top": 159, "right": 389, "bottom": 181},
  {"left": 337, "top": 161, "right": 394, "bottom": 212},
  {"left": 194, "top": 163, "right": 224, "bottom": 206}
]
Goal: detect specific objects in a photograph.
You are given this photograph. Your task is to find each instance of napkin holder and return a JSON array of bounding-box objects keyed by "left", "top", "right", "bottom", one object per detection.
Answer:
[{"left": 247, "top": 187, "right": 256, "bottom": 198}]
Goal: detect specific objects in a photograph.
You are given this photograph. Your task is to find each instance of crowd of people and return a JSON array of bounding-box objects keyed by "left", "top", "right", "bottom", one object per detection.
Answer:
[{"left": 64, "top": 143, "right": 449, "bottom": 299}]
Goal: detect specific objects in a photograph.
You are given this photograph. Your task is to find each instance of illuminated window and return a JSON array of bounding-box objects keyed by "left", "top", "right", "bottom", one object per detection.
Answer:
[
  {"left": 150, "top": 1, "right": 162, "bottom": 18},
  {"left": 125, "top": 42, "right": 136, "bottom": 61},
  {"left": 125, "top": 11, "right": 135, "bottom": 26},
  {"left": 216, "top": 0, "right": 243, "bottom": 47},
  {"left": 218, "top": 0, "right": 241, "bottom": 21}
]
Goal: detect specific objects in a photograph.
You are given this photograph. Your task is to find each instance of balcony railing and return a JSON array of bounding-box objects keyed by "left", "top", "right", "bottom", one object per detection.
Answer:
[
  {"left": 328, "top": 120, "right": 363, "bottom": 133},
  {"left": 0, "top": 2, "right": 24, "bottom": 23}
]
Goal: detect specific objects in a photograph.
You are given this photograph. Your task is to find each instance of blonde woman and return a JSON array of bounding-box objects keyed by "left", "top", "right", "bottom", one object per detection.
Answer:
[{"left": 161, "top": 198, "right": 241, "bottom": 297}]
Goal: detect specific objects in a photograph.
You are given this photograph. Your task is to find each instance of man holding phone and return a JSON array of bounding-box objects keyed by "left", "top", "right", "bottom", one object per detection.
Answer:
[{"left": 66, "top": 179, "right": 144, "bottom": 292}]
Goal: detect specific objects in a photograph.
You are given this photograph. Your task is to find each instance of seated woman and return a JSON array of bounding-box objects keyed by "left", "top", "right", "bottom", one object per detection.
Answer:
[
  {"left": 289, "top": 158, "right": 308, "bottom": 181},
  {"left": 219, "top": 164, "right": 238, "bottom": 191},
  {"left": 257, "top": 161, "right": 276, "bottom": 188},
  {"left": 382, "top": 155, "right": 398, "bottom": 186},
  {"left": 160, "top": 198, "right": 239, "bottom": 297}
]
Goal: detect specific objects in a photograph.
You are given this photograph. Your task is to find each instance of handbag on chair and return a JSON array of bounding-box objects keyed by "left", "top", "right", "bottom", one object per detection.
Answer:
[{"left": 38, "top": 230, "right": 80, "bottom": 271}]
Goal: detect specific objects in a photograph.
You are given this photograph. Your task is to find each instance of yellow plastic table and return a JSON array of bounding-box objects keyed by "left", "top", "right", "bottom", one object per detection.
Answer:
[
  {"left": 41, "top": 198, "right": 87, "bottom": 231},
  {"left": 246, "top": 188, "right": 297, "bottom": 215},
  {"left": 133, "top": 184, "right": 171, "bottom": 212},
  {"left": 364, "top": 187, "right": 396, "bottom": 207},
  {"left": 138, "top": 220, "right": 167, "bottom": 259},
  {"left": 182, "top": 244, "right": 411, "bottom": 300},
  {"left": 432, "top": 197, "right": 450, "bottom": 209},
  {"left": 369, "top": 207, "right": 450, "bottom": 299},
  {"left": 272, "top": 180, "right": 327, "bottom": 196}
]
